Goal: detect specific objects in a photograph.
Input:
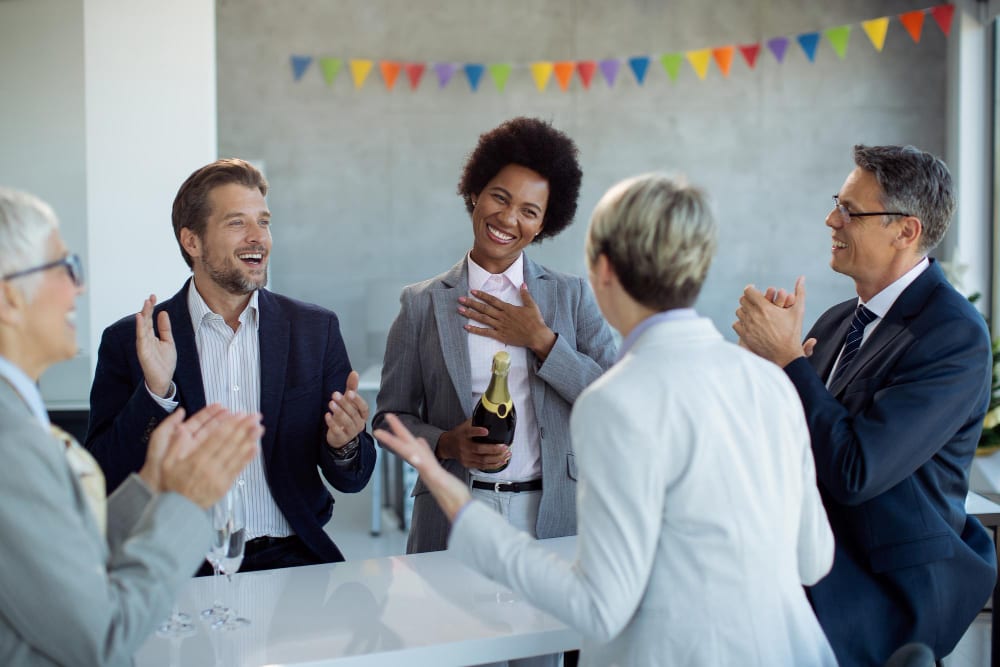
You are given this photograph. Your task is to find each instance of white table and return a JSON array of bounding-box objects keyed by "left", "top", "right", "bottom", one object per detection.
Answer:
[{"left": 134, "top": 537, "right": 581, "bottom": 666}]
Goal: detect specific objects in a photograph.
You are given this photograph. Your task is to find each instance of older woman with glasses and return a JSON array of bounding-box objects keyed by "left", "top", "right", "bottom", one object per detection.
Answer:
[
  {"left": 0, "top": 187, "right": 259, "bottom": 666},
  {"left": 377, "top": 174, "right": 838, "bottom": 666}
]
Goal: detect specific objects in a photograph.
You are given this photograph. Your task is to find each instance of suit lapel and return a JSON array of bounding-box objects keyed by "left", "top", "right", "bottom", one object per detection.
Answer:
[
  {"left": 258, "top": 289, "right": 288, "bottom": 466},
  {"left": 524, "top": 255, "right": 555, "bottom": 421},
  {"left": 161, "top": 280, "right": 207, "bottom": 411},
  {"left": 431, "top": 259, "right": 474, "bottom": 417}
]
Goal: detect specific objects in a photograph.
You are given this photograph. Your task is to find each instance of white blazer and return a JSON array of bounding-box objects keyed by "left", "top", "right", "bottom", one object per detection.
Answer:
[{"left": 449, "top": 317, "right": 837, "bottom": 666}]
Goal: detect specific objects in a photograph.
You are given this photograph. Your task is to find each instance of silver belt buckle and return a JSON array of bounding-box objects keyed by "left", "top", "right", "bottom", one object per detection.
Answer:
[{"left": 495, "top": 482, "right": 503, "bottom": 493}]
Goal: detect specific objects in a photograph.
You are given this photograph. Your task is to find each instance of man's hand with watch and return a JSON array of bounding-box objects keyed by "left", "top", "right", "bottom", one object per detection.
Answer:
[{"left": 325, "top": 370, "right": 369, "bottom": 458}]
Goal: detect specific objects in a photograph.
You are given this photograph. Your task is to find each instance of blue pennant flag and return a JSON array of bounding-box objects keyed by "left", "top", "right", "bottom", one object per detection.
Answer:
[
  {"left": 291, "top": 55, "right": 313, "bottom": 81},
  {"left": 464, "top": 63, "right": 485, "bottom": 91},
  {"left": 628, "top": 56, "right": 651, "bottom": 85},
  {"left": 796, "top": 33, "right": 820, "bottom": 62}
]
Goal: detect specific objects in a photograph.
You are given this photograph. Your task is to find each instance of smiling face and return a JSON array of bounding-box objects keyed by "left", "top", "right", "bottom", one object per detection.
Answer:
[
  {"left": 182, "top": 183, "right": 271, "bottom": 296},
  {"left": 20, "top": 230, "right": 82, "bottom": 376},
  {"left": 469, "top": 164, "right": 549, "bottom": 274}
]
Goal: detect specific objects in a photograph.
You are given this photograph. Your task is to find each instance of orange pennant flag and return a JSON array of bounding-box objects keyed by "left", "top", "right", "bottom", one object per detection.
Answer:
[
  {"left": 404, "top": 63, "right": 425, "bottom": 90},
  {"left": 686, "top": 49, "right": 712, "bottom": 80},
  {"left": 898, "top": 10, "right": 925, "bottom": 43},
  {"left": 530, "top": 62, "right": 554, "bottom": 92},
  {"left": 712, "top": 46, "right": 735, "bottom": 77},
  {"left": 576, "top": 61, "right": 597, "bottom": 89},
  {"left": 349, "top": 59, "right": 373, "bottom": 89},
  {"left": 553, "top": 61, "right": 575, "bottom": 91},
  {"left": 861, "top": 17, "right": 890, "bottom": 52},
  {"left": 380, "top": 61, "right": 402, "bottom": 91}
]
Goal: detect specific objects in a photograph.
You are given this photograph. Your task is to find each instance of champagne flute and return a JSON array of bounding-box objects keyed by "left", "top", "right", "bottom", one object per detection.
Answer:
[{"left": 212, "top": 479, "right": 250, "bottom": 630}]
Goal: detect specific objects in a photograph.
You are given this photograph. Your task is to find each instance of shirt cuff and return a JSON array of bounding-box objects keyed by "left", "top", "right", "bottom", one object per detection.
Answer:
[{"left": 146, "top": 381, "right": 179, "bottom": 413}]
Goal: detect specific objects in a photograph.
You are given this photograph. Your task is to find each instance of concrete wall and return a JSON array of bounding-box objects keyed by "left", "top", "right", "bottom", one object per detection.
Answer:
[{"left": 217, "top": 0, "right": 950, "bottom": 372}]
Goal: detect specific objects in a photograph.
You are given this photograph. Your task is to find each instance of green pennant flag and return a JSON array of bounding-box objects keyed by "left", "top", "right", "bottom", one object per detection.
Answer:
[
  {"left": 319, "top": 58, "right": 343, "bottom": 86},
  {"left": 824, "top": 25, "right": 851, "bottom": 60},
  {"left": 488, "top": 63, "right": 513, "bottom": 92},
  {"left": 660, "top": 53, "right": 683, "bottom": 82}
]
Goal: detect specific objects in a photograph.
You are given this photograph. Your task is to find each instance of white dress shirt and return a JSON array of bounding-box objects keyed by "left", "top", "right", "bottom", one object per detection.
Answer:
[{"left": 466, "top": 253, "right": 542, "bottom": 483}]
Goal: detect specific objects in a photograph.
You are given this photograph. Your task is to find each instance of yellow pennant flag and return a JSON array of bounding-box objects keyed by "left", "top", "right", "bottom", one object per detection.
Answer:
[
  {"left": 861, "top": 17, "right": 890, "bottom": 52},
  {"left": 349, "top": 59, "right": 373, "bottom": 89},
  {"left": 686, "top": 49, "right": 712, "bottom": 80},
  {"left": 530, "top": 62, "right": 554, "bottom": 92}
]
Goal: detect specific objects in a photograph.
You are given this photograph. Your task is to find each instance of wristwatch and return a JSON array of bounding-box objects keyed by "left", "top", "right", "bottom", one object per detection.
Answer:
[{"left": 330, "top": 434, "right": 361, "bottom": 460}]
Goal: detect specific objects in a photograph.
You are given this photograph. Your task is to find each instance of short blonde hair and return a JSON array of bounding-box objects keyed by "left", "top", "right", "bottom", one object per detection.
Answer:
[
  {"left": 0, "top": 188, "right": 59, "bottom": 300},
  {"left": 586, "top": 174, "right": 716, "bottom": 310}
]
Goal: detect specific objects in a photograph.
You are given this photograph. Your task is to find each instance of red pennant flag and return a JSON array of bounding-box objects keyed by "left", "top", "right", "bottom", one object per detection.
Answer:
[
  {"left": 930, "top": 4, "right": 955, "bottom": 37},
  {"left": 553, "top": 61, "right": 575, "bottom": 91},
  {"left": 898, "top": 11, "right": 925, "bottom": 43},
  {"left": 404, "top": 63, "right": 425, "bottom": 90},
  {"left": 738, "top": 43, "right": 760, "bottom": 69},
  {"left": 380, "top": 61, "right": 402, "bottom": 91},
  {"left": 576, "top": 61, "right": 596, "bottom": 89},
  {"left": 712, "top": 46, "right": 735, "bottom": 77}
]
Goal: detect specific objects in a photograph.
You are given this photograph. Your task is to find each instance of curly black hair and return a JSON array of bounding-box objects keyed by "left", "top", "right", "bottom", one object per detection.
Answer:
[{"left": 457, "top": 117, "right": 582, "bottom": 242}]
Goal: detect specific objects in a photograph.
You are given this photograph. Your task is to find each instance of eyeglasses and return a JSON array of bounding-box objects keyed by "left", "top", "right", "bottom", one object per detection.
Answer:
[
  {"left": 1, "top": 253, "right": 85, "bottom": 288},
  {"left": 832, "top": 195, "right": 911, "bottom": 224}
]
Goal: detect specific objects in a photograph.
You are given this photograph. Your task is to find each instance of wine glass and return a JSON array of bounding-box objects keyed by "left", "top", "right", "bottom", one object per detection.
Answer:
[{"left": 210, "top": 480, "right": 250, "bottom": 630}]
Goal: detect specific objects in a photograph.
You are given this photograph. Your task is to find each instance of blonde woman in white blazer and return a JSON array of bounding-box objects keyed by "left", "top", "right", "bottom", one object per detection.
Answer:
[{"left": 376, "top": 174, "right": 837, "bottom": 667}]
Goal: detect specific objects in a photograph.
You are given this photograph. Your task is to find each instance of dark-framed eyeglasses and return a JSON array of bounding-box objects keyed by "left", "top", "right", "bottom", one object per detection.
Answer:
[
  {"left": 832, "top": 195, "right": 911, "bottom": 224},
  {"left": 1, "top": 253, "right": 85, "bottom": 288}
]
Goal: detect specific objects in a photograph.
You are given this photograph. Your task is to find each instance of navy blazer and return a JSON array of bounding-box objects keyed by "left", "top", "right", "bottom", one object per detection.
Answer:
[
  {"left": 84, "top": 280, "right": 376, "bottom": 563},
  {"left": 784, "top": 260, "right": 996, "bottom": 665}
]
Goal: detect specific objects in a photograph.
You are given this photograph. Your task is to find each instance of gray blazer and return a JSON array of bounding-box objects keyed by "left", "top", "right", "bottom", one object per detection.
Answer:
[
  {"left": 0, "top": 381, "right": 211, "bottom": 667},
  {"left": 374, "top": 254, "right": 617, "bottom": 553}
]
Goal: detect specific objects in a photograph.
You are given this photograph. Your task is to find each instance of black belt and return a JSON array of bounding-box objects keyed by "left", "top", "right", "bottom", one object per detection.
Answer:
[
  {"left": 245, "top": 535, "right": 298, "bottom": 555},
  {"left": 471, "top": 479, "right": 543, "bottom": 493}
]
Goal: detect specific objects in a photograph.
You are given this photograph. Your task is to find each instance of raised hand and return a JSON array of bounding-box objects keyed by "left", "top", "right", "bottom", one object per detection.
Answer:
[
  {"left": 135, "top": 294, "right": 177, "bottom": 398},
  {"left": 325, "top": 370, "right": 369, "bottom": 450},
  {"left": 138, "top": 404, "right": 232, "bottom": 492},
  {"left": 436, "top": 417, "right": 509, "bottom": 470},
  {"left": 733, "top": 276, "right": 809, "bottom": 367},
  {"left": 458, "top": 284, "right": 557, "bottom": 360},
  {"left": 374, "top": 414, "right": 471, "bottom": 521}
]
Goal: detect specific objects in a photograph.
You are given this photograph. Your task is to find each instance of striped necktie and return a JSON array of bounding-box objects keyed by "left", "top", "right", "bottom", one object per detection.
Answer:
[
  {"left": 50, "top": 424, "right": 108, "bottom": 537},
  {"left": 831, "top": 304, "right": 878, "bottom": 385}
]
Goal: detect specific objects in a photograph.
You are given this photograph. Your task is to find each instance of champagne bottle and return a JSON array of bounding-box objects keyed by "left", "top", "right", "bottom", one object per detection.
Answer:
[{"left": 473, "top": 350, "right": 517, "bottom": 474}]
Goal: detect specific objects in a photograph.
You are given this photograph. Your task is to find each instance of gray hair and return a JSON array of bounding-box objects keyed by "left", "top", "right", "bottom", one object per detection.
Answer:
[
  {"left": 586, "top": 173, "right": 717, "bottom": 311},
  {"left": 0, "top": 188, "right": 59, "bottom": 300},
  {"left": 853, "top": 144, "right": 955, "bottom": 253}
]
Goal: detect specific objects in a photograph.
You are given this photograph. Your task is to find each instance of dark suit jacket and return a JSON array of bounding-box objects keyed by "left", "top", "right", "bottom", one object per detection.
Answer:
[
  {"left": 84, "top": 280, "right": 376, "bottom": 563},
  {"left": 783, "top": 259, "right": 996, "bottom": 665}
]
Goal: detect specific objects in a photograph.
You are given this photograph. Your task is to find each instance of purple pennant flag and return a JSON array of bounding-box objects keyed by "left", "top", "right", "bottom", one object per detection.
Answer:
[
  {"left": 766, "top": 37, "right": 789, "bottom": 63},
  {"left": 599, "top": 59, "right": 620, "bottom": 87},
  {"left": 433, "top": 62, "right": 457, "bottom": 89}
]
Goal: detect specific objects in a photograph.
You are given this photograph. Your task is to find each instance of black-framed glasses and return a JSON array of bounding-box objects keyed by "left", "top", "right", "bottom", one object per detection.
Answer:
[
  {"left": 832, "top": 195, "right": 911, "bottom": 224},
  {"left": 1, "top": 253, "right": 85, "bottom": 288}
]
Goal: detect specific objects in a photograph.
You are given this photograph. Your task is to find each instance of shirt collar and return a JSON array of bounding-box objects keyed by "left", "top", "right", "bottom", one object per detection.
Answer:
[
  {"left": 187, "top": 278, "right": 260, "bottom": 330},
  {"left": 860, "top": 256, "right": 929, "bottom": 318},
  {"left": 0, "top": 355, "right": 49, "bottom": 427},
  {"left": 617, "top": 308, "right": 699, "bottom": 361},
  {"left": 467, "top": 252, "right": 525, "bottom": 292}
]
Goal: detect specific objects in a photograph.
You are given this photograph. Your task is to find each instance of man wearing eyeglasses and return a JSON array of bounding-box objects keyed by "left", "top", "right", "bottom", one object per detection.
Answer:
[
  {"left": 733, "top": 145, "right": 995, "bottom": 665},
  {"left": 84, "top": 159, "right": 377, "bottom": 573}
]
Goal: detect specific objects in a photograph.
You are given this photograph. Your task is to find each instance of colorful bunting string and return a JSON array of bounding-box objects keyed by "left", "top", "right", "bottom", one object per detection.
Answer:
[{"left": 292, "top": 4, "right": 954, "bottom": 92}]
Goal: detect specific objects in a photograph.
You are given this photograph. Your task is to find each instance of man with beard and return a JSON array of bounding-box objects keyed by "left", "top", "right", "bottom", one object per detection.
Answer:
[{"left": 85, "top": 159, "right": 376, "bottom": 572}]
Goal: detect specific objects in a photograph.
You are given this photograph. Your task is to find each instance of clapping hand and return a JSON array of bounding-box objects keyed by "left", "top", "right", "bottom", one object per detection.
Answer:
[
  {"left": 733, "top": 276, "right": 816, "bottom": 365},
  {"left": 458, "top": 285, "right": 557, "bottom": 361},
  {"left": 325, "top": 370, "right": 369, "bottom": 450},
  {"left": 135, "top": 295, "right": 177, "bottom": 398}
]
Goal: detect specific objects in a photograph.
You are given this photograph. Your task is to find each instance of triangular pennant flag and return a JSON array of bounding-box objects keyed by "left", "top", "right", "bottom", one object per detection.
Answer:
[
  {"left": 599, "top": 59, "right": 620, "bottom": 87},
  {"left": 628, "top": 56, "right": 651, "bottom": 85},
  {"left": 660, "top": 53, "right": 683, "bottom": 81},
  {"left": 318, "top": 58, "right": 342, "bottom": 86},
  {"left": 291, "top": 55, "right": 313, "bottom": 81},
  {"left": 576, "top": 61, "right": 597, "bottom": 89},
  {"left": 433, "top": 62, "right": 457, "bottom": 88},
  {"left": 767, "top": 37, "right": 790, "bottom": 63},
  {"left": 380, "top": 61, "right": 402, "bottom": 91},
  {"left": 824, "top": 25, "right": 851, "bottom": 60},
  {"left": 930, "top": 4, "right": 955, "bottom": 37},
  {"left": 464, "top": 63, "right": 485, "bottom": 91},
  {"left": 404, "top": 63, "right": 425, "bottom": 91},
  {"left": 898, "top": 10, "right": 926, "bottom": 43},
  {"left": 738, "top": 44, "right": 760, "bottom": 69},
  {"left": 349, "top": 59, "right": 373, "bottom": 89},
  {"left": 686, "top": 49, "right": 712, "bottom": 80},
  {"left": 488, "top": 63, "right": 512, "bottom": 92},
  {"left": 797, "top": 33, "right": 820, "bottom": 62},
  {"left": 861, "top": 17, "right": 890, "bottom": 52},
  {"left": 530, "top": 62, "right": 554, "bottom": 92},
  {"left": 712, "top": 46, "right": 735, "bottom": 77},
  {"left": 553, "top": 62, "right": 575, "bottom": 91}
]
